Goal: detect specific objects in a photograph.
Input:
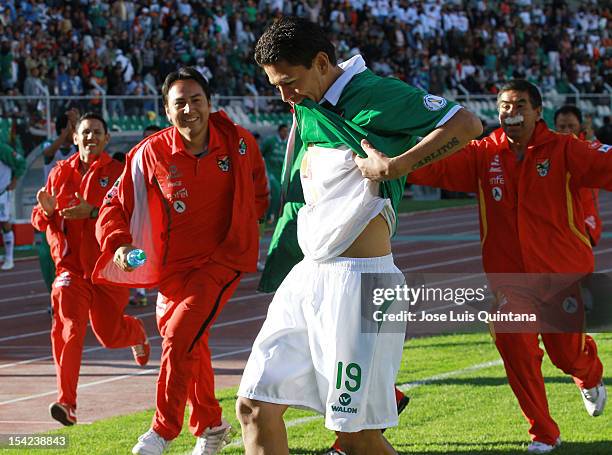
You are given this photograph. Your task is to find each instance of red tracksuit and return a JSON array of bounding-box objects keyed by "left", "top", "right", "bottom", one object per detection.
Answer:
[
  {"left": 409, "top": 121, "right": 611, "bottom": 445},
  {"left": 577, "top": 135, "right": 603, "bottom": 246},
  {"left": 31, "top": 152, "right": 144, "bottom": 408},
  {"left": 93, "top": 112, "right": 269, "bottom": 439}
]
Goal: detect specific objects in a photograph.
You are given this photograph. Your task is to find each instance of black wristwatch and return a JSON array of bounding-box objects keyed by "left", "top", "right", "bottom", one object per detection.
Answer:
[{"left": 90, "top": 207, "right": 99, "bottom": 219}]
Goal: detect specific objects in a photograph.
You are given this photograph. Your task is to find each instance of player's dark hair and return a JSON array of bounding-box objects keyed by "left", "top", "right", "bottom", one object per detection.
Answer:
[
  {"left": 76, "top": 112, "right": 108, "bottom": 133},
  {"left": 143, "top": 124, "right": 162, "bottom": 135},
  {"left": 596, "top": 124, "right": 612, "bottom": 145},
  {"left": 278, "top": 124, "right": 288, "bottom": 132},
  {"left": 497, "top": 79, "right": 542, "bottom": 109},
  {"left": 55, "top": 112, "right": 70, "bottom": 136},
  {"left": 554, "top": 105, "right": 583, "bottom": 125},
  {"left": 255, "top": 16, "right": 336, "bottom": 68},
  {"left": 162, "top": 67, "right": 211, "bottom": 106}
]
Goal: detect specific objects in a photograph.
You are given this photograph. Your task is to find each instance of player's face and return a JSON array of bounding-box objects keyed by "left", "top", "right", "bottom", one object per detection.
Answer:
[
  {"left": 278, "top": 126, "right": 289, "bottom": 140},
  {"left": 165, "top": 79, "right": 210, "bottom": 141},
  {"left": 497, "top": 90, "right": 541, "bottom": 141},
  {"left": 555, "top": 113, "right": 581, "bottom": 136},
  {"left": 263, "top": 54, "right": 329, "bottom": 106},
  {"left": 73, "top": 118, "right": 109, "bottom": 163}
]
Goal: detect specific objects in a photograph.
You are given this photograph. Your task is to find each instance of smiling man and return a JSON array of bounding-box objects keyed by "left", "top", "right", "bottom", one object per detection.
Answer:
[
  {"left": 236, "top": 16, "right": 481, "bottom": 455},
  {"left": 390, "top": 80, "right": 611, "bottom": 453},
  {"left": 31, "top": 112, "right": 150, "bottom": 427},
  {"left": 92, "top": 67, "right": 269, "bottom": 455}
]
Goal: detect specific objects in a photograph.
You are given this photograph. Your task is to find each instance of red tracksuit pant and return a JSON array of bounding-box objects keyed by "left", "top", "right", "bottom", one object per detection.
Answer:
[
  {"left": 151, "top": 262, "right": 241, "bottom": 440},
  {"left": 50, "top": 271, "right": 143, "bottom": 407},
  {"left": 495, "top": 332, "right": 602, "bottom": 445}
]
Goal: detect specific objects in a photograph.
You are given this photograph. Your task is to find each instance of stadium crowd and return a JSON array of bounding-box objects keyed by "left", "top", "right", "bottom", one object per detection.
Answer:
[{"left": 0, "top": 0, "right": 609, "bottom": 118}]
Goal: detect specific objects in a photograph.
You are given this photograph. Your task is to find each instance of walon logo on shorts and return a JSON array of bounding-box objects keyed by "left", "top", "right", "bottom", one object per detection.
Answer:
[{"left": 331, "top": 393, "right": 358, "bottom": 414}]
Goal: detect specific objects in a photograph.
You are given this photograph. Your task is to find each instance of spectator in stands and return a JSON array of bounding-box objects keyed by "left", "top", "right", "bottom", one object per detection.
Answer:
[
  {"left": 107, "top": 63, "right": 127, "bottom": 118},
  {"left": 0, "top": 0, "right": 610, "bottom": 158}
]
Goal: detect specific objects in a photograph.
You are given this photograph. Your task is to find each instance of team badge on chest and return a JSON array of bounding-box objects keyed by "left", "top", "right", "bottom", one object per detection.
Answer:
[
  {"left": 99, "top": 176, "right": 109, "bottom": 188},
  {"left": 492, "top": 186, "right": 503, "bottom": 202},
  {"left": 238, "top": 138, "right": 247, "bottom": 155},
  {"left": 173, "top": 200, "right": 186, "bottom": 213},
  {"left": 536, "top": 158, "right": 550, "bottom": 177},
  {"left": 217, "top": 155, "right": 230, "bottom": 172}
]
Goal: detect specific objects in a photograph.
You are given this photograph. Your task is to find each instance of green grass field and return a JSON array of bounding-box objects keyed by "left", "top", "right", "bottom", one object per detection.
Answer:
[{"left": 3, "top": 332, "right": 609, "bottom": 454}]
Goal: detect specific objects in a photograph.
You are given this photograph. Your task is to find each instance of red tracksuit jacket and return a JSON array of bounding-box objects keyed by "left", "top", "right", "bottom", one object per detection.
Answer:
[
  {"left": 409, "top": 121, "right": 612, "bottom": 274},
  {"left": 31, "top": 152, "right": 124, "bottom": 279},
  {"left": 93, "top": 111, "right": 269, "bottom": 287}
]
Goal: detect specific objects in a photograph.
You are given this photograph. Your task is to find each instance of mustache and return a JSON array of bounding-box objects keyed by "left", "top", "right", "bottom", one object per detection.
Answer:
[{"left": 503, "top": 114, "right": 524, "bottom": 125}]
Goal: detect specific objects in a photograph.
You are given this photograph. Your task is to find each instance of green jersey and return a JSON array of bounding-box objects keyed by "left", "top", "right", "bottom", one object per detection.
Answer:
[
  {"left": 261, "top": 134, "right": 287, "bottom": 181},
  {"left": 0, "top": 142, "right": 25, "bottom": 192},
  {"left": 258, "top": 59, "right": 460, "bottom": 292}
]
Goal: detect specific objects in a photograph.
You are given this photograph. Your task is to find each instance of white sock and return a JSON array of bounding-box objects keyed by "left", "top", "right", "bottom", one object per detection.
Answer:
[{"left": 2, "top": 230, "right": 14, "bottom": 262}]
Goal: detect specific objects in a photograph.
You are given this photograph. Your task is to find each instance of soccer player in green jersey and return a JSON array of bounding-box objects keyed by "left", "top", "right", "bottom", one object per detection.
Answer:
[{"left": 236, "top": 16, "right": 481, "bottom": 455}]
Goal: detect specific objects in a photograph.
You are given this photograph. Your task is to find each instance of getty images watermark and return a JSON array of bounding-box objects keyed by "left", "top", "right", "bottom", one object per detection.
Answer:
[{"left": 360, "top": 273, "right": 612, "bottom": 334}]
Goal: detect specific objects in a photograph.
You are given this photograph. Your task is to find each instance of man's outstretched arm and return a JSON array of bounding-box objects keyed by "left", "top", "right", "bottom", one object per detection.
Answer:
[{"left": 355, "top": 108, "right": 482, "bottom": 181}]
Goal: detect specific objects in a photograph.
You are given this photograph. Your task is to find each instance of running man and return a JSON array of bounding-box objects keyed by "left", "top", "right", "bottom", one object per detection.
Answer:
[
  {"left": 93, "top": 67, "right": 269, "bottom": 455},
  {"left": 31, "top": 112, "right": 150, "bottom": 426},
  {"left": 356, "top": 80, "right": 609, "bottom": 453},
  {"left": 236, "top": 16, "right": 481, "bottom": 455},
  {"left": 37, "top": 108, "right": 79, "bottom": 290}
]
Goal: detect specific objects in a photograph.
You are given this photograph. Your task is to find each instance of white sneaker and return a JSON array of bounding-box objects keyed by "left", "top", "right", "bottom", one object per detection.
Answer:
[
  {"left": 581, "top": 380, "right": 607, "bottom": 416},
  {"left": 1, "top": 259, "right": 14, "bottom": 271},
  {"left": 527, "top": 437, "right": 561, "bottom": 453},
  {"left": 132, "top": 429, "right": 170, "bottom": 455},
  {"left": 192, "top": 419, "right": 234, "bottom": 455}
]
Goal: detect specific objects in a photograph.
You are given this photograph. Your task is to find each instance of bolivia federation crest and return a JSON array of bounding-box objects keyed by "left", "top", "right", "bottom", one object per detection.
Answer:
[
  {"left": 217, "top": 155, "right": 230, "bottom": 172},
  {"left": 238, "top": 137, "right": 247, "bottom": 155},
  {"left": 492, "top": 186, "right": 503, "bottom": 202},
  {"left": 536, "top": 158, "right": 550, "bottom": 177},
  {"left": 99, "top": 176, "right": 109, "bottom": 188}
]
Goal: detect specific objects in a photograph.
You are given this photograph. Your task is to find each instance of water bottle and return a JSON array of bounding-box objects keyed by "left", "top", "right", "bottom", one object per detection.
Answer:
[{"left": 126, "top": 249, "right": 147, "bottom": 268}]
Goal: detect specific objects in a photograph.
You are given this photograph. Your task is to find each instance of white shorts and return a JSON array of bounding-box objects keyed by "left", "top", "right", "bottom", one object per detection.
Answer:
[
  {"left": 238, "top": 254, "right": 406, "bottom": 432},
  {"left": 0, "top": 190, "right": 14, "bottom": 223}
]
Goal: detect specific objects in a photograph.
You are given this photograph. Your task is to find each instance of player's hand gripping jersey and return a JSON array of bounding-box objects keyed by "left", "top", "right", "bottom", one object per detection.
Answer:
[{"left": 259, "top": 55, "right": 461, "bottom": 291}]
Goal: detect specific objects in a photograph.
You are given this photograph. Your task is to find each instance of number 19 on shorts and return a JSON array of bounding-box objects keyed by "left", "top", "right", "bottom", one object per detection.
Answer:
[{"left": 336, "top": 361, "right": 362, "bottom": 392}]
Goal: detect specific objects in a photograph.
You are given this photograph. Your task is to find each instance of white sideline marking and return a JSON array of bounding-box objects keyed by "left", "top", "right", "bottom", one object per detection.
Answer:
[
  {"left": 0, "top": 279, "right": 44, "bottom": 289},
  {"left": 0, "top": 269, "right": 39, "bottom": 278},
  {"left": 401, "top": 255, "right": 481, "bottom": 272},
  {"left": 394, "top": 241, "right": 480, "bottom": 259},
  {"left": 397, "top": 359, "right": 503, "bottom": 390},
  {"left": 399, "top": 220, "right": 478, "bottom": 234},
  {"left": 0, "top": 347, "right": 253, "bottom": 406},
  {"left": 0, "top": 292, "right": 48, "bottom": 304},
  {"left": 0, "top": 316, "right": 266, "bottom": 370},
  {"left": 0, "top": 309, "right": 48, "bottom": 321},
  {"left": 0, "top": 330, "right": 50, "bottom": 342}
]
